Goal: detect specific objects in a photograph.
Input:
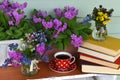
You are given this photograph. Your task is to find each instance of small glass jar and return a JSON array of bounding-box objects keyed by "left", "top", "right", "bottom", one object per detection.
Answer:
[
  {"left": 21, "top": 64, "right": 38, "bottom": 76},
  {"left": 92, "top": 23, "right": 107, "bottom": 41}
]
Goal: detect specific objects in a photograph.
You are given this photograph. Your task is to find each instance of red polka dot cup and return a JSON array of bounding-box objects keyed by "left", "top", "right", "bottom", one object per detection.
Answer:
[{"left": 54, "top": 51, "right": 75, "bottom": 70}]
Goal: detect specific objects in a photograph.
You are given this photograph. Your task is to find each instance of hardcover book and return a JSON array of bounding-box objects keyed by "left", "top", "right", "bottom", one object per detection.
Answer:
[
  {"left": 80, "top": 35, "right": 120, "bottom": 57},
  {"left": 78, "top": 47, "right": 119, "bottom": 62},
  {"left": 82, "top": 65, "right": 120, "bottom": 74},
  {"left": 80, "top": 53, "right": 120, "bottom": 69}
]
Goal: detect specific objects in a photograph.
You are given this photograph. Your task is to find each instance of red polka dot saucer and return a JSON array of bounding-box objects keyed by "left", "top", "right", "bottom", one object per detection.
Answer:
[{"left": 49, "top": 61, "right": 77, "bottom": 73}]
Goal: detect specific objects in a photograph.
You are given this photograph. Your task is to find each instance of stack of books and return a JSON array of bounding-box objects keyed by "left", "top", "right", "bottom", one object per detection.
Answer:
[{"left": 78, "top": 36, "right": 120, "bottom": 74}]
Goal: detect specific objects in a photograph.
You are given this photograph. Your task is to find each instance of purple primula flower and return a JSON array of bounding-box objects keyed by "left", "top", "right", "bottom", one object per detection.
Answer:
[
  {"left": 19, "top": 2, "right": 27, "bottom": 10},
  {"left": 42, "top": 19, "right": 53, "bottom": 29},
  {"left": 41, "top": 11, "right": 47, "bottom": 18},
  {"left": 3, "top": 0, "right": 8, "bottom": 7},
  {"left": 0, "top": 4, "right": 4, "bottom": 9},
  {"left": 64, "top": 11, "right": 75, "bottom": 20},
  {"left": 7, "top": 51, "right": 22, "bottom": 66},
  {"left": 64, "top": 6, "right": 78, "bottom": 20},
  {"left": 33, "top": 15, "right": 41, "bottom": 23},
  {"left": 8, "top": 52, "right": 23, "bottom": 61},
  {"left": 8, "top": 20, "right": 14, "bottom": 26},
  {"left": 71, "top": 34, "right": 83, "bottom": 47},
  {"left": 53, "top": 31, "right": 59, "bottom": 38},
  {"left": 36, "top": 45, "right": 46, "bottom": 54},
  {"left": 12, "top": 10, "right": 24, "bottom": 26},
  {"left": 61, "top": 23, "right": 67, "bottom": 32},
  {"left": 54, "top": 8, "right": 63, "bottom": 17},
  {"left": 53, "top": 19, "right": 62, "bottom": 30},
  {"left": 11, "top": 2, "right": 20, "bottom": 9},
  {"left": 68, "top": 7, "right": 75, "bottom": 11},
  {"left": 37, "top": 10, "right": 42, "bottom": 16},
  {"left": 53, "top": 19, "right": 67, "bottom": 33}
]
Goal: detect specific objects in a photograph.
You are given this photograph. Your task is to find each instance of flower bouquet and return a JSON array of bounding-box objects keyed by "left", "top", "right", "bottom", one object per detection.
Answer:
[
  {"left": 32, "top": 6, "right": 92, "bottom": 50},
  {"left": 2, "top": 31, "right": 50, "bottom": 76},
  {"left": 83, "top": 5, "right": 114, "bottom": 40}
]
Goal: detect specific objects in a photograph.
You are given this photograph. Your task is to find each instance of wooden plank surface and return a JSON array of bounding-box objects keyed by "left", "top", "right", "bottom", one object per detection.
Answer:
[{"left": 0, "top": 62, "right": 83, "bottom": 80}]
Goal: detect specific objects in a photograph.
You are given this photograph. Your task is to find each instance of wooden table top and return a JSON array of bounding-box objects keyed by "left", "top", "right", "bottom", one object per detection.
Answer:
[{"left": 0, "top": 62, "right": 84, "bottom": 80}]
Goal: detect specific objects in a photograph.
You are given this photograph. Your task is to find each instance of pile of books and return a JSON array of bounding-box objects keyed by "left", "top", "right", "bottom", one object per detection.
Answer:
[{"left": 78, "top": 36, "right": 120, "bottom": 74}]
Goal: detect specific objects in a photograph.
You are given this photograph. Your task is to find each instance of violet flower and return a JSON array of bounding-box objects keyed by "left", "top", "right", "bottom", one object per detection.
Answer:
[
  {"left": 8, "top": 20, "right": 14, "bottom": 26},
  {"left": 54, "top": 8, "right": 63, "bottom": 17},
  {"left": 33, "top": 15, "right": 41, "bottom": 23},
  {"left": 36, "top": 45, "right": 46, "bottom": 55},
  {"left": 42, "top": 19, "right": 53, "bottom": 29},
  {"left": 71, "top": 34, "right": 83, "bottom": 47},
  {"left": 64, "top": 6, "right": 78, "bottom": 20},
  {"left": 8, "top": 52, "right": 23, "bottom": 61},
  {"left": 12, "top": 10, "right": 24, "bottom": 26},
  {"left": 41, "top": 11, "right": 47, "bottom": 18},
  {"left": 53, "top": 19, "right": 62, "bottom": 30}
]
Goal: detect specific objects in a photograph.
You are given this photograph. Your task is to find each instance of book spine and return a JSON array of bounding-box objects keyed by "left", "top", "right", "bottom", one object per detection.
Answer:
[
  {"left": 80, "top": 54, "right": 120, "bottom": 69},
  {"left": 78, "top": 47, "right": 115, "bottom": 62},
  {"left": 82, "top": 65, "right": 120, "bottom": 74},
  {"left": 81, "top": 42, "right": 117, "bottom": 56}
]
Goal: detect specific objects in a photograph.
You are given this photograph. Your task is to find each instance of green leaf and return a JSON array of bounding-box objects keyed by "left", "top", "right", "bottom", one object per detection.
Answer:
[
  {"left": 6, "top": 30, "right": 13, "bottom": 36},
  {"left": 0, "top": 32, "right": 7, "bottom": 40},
  {"left": 79, "top": 31, "right": 89, "bottom": 40},
  {"left": 0, "top": 27, "right": 4, "bottom": 31},
  {"left": 60, "top": 17, "right": 67, "bottom": 23},
  {"left": 74, "top": 23, "right": 91, "bottom": 31},
  {"left": 33, "top": 9, "right": 38, "bottom": 15},
  {"left": 83, "top": 28, "right": 92, "bottom": 34},
  {"left": 63, "top": 38, "right": 71, "bottom": 50},
  {"left": 56, "top": 34, "right": 67, "bottom": 40},
  {"left": 14, "top": 30, "right": 23, "bottom": 38},
  {"left": 46, "top": 16, "right": 51, "bottom": 21},
  {"left": 54, "top": 41, "right": 63, "bottom": 50}
]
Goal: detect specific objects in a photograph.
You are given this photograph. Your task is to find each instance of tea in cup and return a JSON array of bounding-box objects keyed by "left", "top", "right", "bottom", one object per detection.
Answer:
[{"left": 54, "top": 51, "right": 75, "bottom": 70}]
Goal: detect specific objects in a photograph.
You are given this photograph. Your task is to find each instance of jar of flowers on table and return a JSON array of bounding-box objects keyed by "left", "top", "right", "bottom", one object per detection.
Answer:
[{"left": 2, "top": 31, "right": 50, "bottom": 76}]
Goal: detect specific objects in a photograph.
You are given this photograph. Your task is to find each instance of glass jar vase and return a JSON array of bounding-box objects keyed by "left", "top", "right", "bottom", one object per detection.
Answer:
[
  {"left": 21, "top": 64, "right": 38, "bottom": 76},
  {"left": 92, "top": 23, "right": 107, "bottom": 41}
]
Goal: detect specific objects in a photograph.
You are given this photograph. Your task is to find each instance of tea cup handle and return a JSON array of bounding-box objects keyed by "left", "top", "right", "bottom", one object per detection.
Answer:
[{"left": 70, "top": 56, "right": 75, "bottom": 64}]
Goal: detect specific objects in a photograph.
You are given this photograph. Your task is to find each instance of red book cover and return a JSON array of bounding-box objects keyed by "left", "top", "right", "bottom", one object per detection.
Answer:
[{"left": 80, "top": 53, "right": 120, "bottom": 69}]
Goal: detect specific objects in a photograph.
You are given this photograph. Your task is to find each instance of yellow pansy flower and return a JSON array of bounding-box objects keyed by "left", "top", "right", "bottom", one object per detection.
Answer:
[
  {"left": 98, "top": 11, "right": 103, "bottom": 16},
  {"left": 99, "top": 16, "right": 104, "bottom": 21},
  {"left": 103, "top": 13, "right": 108, "bottom": 19},
  {"left": 103, "top": 21, "right": 107, "bottom": 25},
  {"left": 96, "top": 17, "right": 99, "bottom": 20}
]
